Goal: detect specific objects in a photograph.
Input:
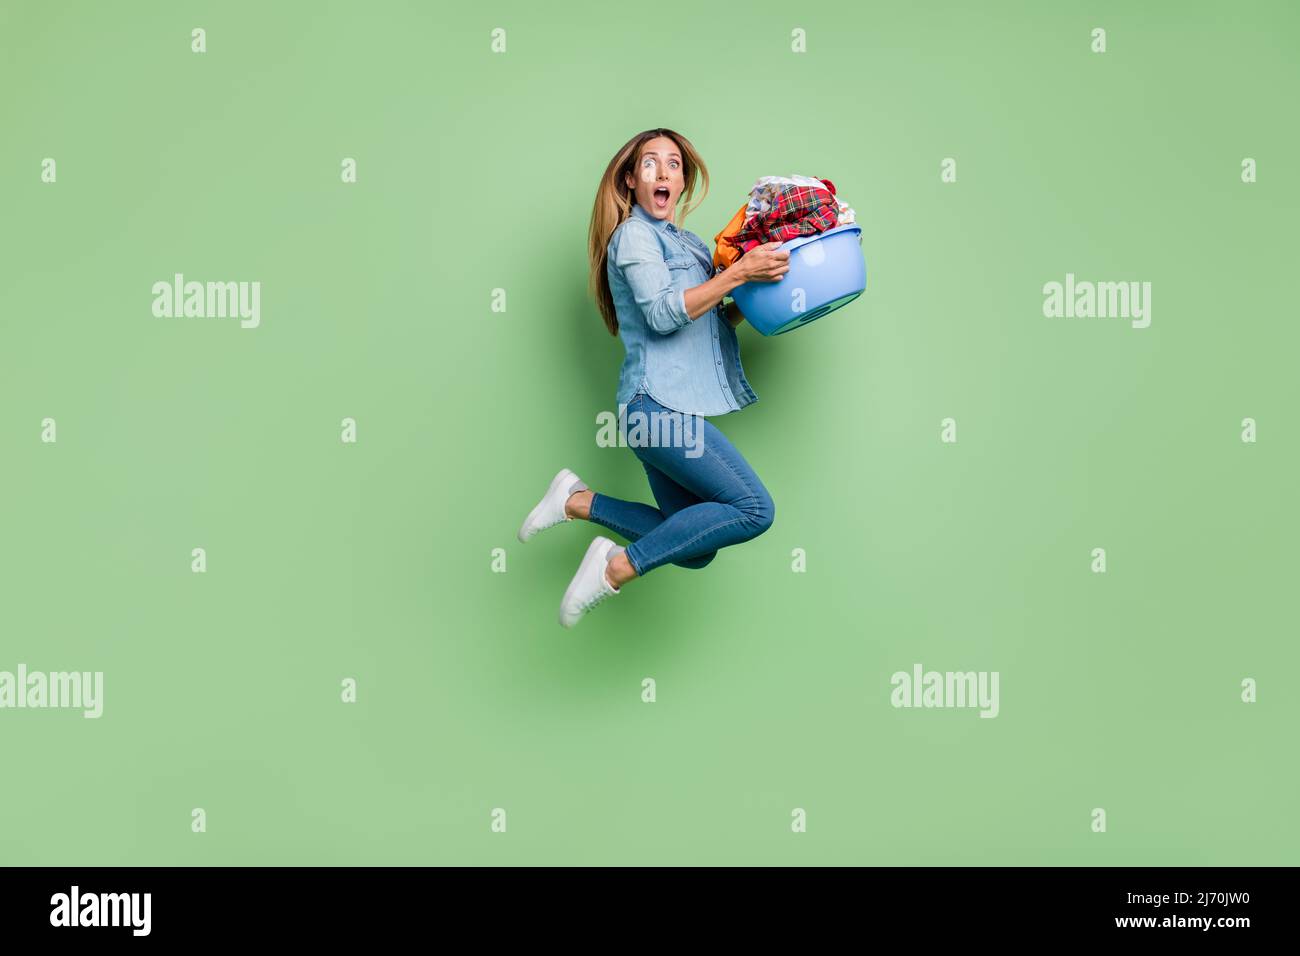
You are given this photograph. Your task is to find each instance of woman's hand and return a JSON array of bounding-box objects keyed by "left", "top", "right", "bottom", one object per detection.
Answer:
[
  {"left": 736, "top": 241, "right": 790, "bottom": 282},
  {"left": 684, "top": 242, "right": 788, "bottom": 323}
]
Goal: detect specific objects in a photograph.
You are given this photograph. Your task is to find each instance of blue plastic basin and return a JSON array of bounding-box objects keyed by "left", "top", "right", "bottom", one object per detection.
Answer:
[{"left": 731, "top": 223, "right": 866, "bottom": 336}]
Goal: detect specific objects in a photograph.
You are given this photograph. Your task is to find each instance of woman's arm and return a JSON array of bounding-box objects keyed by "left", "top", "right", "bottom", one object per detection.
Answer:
[
  {"left": 613, "top": 224, "right": 699, "bottom": 334},
  {"left": 613, "top": 223, "right": 787, "bottom": 334},
  {"left": 684, "top": 242, "right": 789, "bottom": 322},
  {"left": 682, "top": 269, "right": 750, "bottom": 322}
]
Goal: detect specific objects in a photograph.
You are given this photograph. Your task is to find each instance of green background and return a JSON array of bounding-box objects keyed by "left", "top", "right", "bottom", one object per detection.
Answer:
[{"left": 2, "top": 0, "right": 1296, "bottom": 865}]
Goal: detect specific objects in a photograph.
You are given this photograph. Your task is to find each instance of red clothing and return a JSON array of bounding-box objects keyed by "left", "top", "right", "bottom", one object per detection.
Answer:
[{"left": 725, "top": 180, "right": 839, "bottom": 256}]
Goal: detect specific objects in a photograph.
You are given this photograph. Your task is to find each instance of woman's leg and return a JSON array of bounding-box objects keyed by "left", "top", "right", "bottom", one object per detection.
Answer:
[
  {"left": 619, "top": 413, "right": 775, "bottom": 578},
  {"left": 583, "top": 463, "right": 718, "bottom": 570},
  {"left": 579, "top": 488, "right": 661, "bottom": 542},
  {"left": 640, "top": 465, "right": 718, "bottom": 570}
]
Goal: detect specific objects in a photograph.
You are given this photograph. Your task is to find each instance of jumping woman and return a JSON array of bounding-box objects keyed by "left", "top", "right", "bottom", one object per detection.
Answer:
[{"left": 518, "top": 128, "right": 789, "bottom": 628}]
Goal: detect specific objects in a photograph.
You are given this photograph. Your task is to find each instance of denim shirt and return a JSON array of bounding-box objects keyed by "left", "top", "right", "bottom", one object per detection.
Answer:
[{"left": 606, "top": 202, "right": 757, "bottom": 417}]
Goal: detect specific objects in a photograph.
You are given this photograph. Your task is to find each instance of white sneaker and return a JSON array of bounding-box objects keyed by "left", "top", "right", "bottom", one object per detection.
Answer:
[
  {"left": 559, "top": 536, "right": 620, "bottom": 628},
  {"left": 517, "top": 468, "right": 586, "bottom": 543}
]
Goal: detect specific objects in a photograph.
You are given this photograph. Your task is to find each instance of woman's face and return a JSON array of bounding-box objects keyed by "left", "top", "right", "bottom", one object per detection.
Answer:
[{"left": 624, "top": 136, "right": 684, "bottom": 220}]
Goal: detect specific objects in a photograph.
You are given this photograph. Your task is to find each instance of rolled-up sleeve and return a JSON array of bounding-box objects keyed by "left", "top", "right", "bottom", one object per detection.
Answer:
[{"left": 611, "top": 223, "right": 691, "bottom": 334}]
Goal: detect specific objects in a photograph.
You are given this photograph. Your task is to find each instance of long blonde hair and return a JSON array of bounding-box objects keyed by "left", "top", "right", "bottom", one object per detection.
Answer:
[{"left": 588, "top": 128, "right": 709, "bottom": 336}]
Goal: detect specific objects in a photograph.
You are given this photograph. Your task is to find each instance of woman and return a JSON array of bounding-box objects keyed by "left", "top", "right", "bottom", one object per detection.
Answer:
[{"left": 519, "top": 128, "right": 789, "bottom": 628}]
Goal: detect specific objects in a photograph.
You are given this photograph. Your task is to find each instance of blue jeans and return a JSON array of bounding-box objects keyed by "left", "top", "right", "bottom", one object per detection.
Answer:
[{"left": 588, "top": 392, "right": 775, "bottom": 576}]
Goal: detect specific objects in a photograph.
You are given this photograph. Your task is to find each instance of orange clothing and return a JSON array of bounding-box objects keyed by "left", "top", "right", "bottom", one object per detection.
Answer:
[{"left": 712, "top": 203, "right": 749, "bottom": 270}]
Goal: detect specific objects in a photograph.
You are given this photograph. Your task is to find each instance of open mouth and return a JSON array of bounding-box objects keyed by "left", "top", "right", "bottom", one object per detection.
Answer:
[{"left": 653, "top": 186, "right": 671, "bottom": 209}]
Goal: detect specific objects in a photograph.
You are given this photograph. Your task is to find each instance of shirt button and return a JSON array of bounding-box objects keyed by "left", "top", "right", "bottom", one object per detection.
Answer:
[{"left": 716, "top": 360, "right": 722, "bottom": 366}]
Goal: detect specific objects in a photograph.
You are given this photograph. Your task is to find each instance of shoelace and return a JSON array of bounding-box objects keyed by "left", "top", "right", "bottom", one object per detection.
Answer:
[
  {"left": 579, "top": 587, "right": 613, "bottom": 612},
  {"left": 578, "top": 570, "right": 619, "bottom": 611}
]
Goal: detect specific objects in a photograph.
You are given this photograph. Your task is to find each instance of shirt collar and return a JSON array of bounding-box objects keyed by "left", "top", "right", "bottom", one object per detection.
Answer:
[{"left": 629, "top": 200, "right": 677, "bottom": 233}]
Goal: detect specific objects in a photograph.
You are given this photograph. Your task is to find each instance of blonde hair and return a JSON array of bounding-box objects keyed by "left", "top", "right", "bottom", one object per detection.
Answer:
[{"left": 587, "top": 128, "right": 709, "bottom": 336}]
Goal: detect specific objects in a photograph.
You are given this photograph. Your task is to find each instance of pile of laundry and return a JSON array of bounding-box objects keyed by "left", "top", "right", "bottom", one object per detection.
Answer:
[{"left": 713, "top": 174, "right": 857, "bottom": 272}]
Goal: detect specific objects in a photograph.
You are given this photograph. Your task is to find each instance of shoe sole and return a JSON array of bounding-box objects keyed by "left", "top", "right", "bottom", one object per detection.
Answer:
[{"left": 517, "top": 468, "right": 577, "bottom": 543}]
